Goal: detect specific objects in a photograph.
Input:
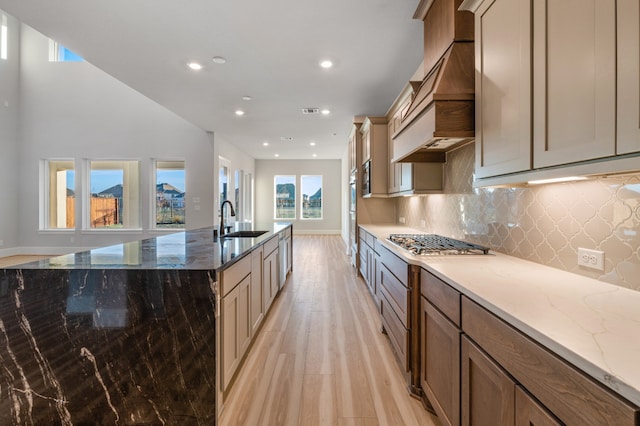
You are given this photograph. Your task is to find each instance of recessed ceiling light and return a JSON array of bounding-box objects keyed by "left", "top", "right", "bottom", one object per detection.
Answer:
[
  {"left": 320, "top": 60, "right": 333, "bottom": 69},
  {"left": 321, "top": 109, "right": 331, "bottom": 115},
  {"left": 235, "top": 110, "right": 245, "bottom": 116},
  {"left": 212, "top": 56, "right": 227, "bottom": 64},
  {"left": 310, "top": 142, "right": 316, "bottom": 146},
  {"left": 263, "top": 142, "right": 269, "bottom": 146},
  {"left": 242, "top": 96, "right": 252, "bottom": 101},
  {"left": 312, "top": 153, "right": 317, "bottom": 158},
  {"left": 274, "top": 153, "right": 280, "bottom": 157},
  {"left": 187, "top": 62, "right": 203, "bottom": 70}
]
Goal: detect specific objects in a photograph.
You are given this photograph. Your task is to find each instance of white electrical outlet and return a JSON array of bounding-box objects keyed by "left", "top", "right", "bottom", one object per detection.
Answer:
[
  {"left": 399, "top": 217, "right": 406, "bottom": 224},
  {"left": 420, "top": 219, "right": 426, "bottom": 228},
  {"left": 578, "top": 248, "right": 605, "bottom": 271}
]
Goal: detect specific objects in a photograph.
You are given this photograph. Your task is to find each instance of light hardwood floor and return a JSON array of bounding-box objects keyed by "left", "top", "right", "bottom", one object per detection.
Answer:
[
  {"left": 219, "top": 235, "right": 440, "bottom": 426},
  {"left": 0, "top": 255, "right": 54, "bottom": 268}
]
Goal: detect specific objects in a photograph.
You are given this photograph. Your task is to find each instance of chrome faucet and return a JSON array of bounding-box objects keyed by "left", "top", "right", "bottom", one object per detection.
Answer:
[{"left": 219, "top": 200, "right": 236, "bottom": 236}]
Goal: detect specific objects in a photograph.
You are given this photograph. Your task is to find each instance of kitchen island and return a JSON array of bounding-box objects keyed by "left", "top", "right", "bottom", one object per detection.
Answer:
[{"left": 0, "top": 222, "right": 291, "bottom": 425}]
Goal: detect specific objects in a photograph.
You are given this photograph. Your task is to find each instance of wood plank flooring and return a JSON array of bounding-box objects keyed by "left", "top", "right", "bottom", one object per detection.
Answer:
[
  {"left": 0, "top": 255, "right": 54, "bottom": 268},
  {"left": 219, "top": 235, "right": 440, "bottom": 426}
]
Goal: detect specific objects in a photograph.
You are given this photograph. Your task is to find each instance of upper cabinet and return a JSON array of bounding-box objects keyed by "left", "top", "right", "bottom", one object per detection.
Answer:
[
  {"left": 618, "top": 0, "right": 640, "bottom": 155},
  {"left": 469, "top": 0, "right": 532, "bottom": 178},
  {"left": 361, "top": 117, "right": 389, "bottom": 198},
  {"left": 464, "top": 0, "right": 640, "bottom": 184},
  {"left": 532, "top": 0, "right": 616, "bottom": 168}
]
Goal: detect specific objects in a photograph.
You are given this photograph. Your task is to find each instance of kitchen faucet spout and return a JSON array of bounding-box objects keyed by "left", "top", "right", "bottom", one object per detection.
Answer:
[{"left": 220, "top": 200, "right": 236, "bottom": 236}]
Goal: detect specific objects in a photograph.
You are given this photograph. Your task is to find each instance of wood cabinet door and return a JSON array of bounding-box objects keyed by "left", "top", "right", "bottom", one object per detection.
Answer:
[
  {"left": 250, "top": 247, "right": 264, "bottom": 336},
  {"left": 515, "top": 386, "right": 562, "bottom": 426},
  {"left": 532, "top": 0, "right": 616, "bottom": 167},
  {"left": 617, "top": 0, "right": 640, "bottom": 154},
  {"left": 474, "top": 0, "right": 531, "bottom": 178},
  {"left": 461, "top": 336, "right": 515, "bottom": 426},
  {"left": 222, "top": 280, "right": 246, "bottom": 391},
  {"left": 262, "top": 250, "right": 277, "bottom": 312},
  {"left": 237, "top": 276, "right": 251, "bottom": 356},
  {"left": 421, "top": 299, "right": 461, "bottom": 426}
]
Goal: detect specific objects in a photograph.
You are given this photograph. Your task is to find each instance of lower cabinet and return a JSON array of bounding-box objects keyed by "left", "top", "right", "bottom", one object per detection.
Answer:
[
  {"left": 461, "top": 335, "right": 515, "bottom": 426},
  {"left": 250, "top": 246, "right": 264, "bottom": 336},
  {"left": 422, "top": 300, "right": 461, "bottom": 426},
  {"left": 461, "top": 296, "right": 639, "bottom": 426},
  {"left": 262, "top": 236, "right": 279, "bottom": 313},
  {"left": 421, "top": 270, "right": 461, "bottom": 426},
  {"left": 221, "top": 272, "right": 251, "bottom": 391}
]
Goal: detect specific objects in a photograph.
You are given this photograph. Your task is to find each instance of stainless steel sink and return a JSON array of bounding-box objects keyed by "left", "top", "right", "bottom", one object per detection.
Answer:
[{"left": 221, "top": 230, "right": 268, "bottom": 238}]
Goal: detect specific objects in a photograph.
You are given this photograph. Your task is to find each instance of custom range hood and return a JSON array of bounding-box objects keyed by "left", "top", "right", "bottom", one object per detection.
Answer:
[{"left": 392, "top": 0, "right": 475, "bottom": 163}]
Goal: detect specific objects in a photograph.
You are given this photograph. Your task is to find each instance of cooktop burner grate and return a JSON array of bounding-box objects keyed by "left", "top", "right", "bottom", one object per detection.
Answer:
[{"left": 387, "top": 234, "right": 490, "bottom": 255}]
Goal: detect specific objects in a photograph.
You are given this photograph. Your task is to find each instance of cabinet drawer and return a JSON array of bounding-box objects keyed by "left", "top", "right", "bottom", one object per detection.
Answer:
[
  {"left": 461, "top": 297, "right": 639, "bottom": 426},
  {"left": 421, "top": 269, "right": 461, "bottom": 326},
  {"left": 365, "top": 231, "right": 376, "bottom": 247},
  {"left": 220, "top": 255, "right": 251, "bottom": 297},
  {"left": 378, "top": 243, "right": 408, "bottom": 284},
  {"left": 381, "top": 289, "right": 409, "bottom": 372},
  {"left": 284, "top": 226, "right": 292, "bottom": 239},
  {"left": 263, "top": 235, "right": 279, "bottom": 257},
  {"left": 379, "top": 263, "right": 409, "bottom": 327}
]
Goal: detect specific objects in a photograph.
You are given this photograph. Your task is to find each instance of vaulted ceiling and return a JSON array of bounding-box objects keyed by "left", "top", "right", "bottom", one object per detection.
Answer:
[{"left": 0, "top": 0, "right": 423, "bottom": 159}]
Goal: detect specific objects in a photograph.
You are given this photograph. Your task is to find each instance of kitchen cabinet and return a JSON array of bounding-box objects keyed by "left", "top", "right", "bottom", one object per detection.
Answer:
[
  {"left": 262, "top": 235, "right": 279, "bottom": 313},
  {"left": 467, "top": 0, "right": 532, "bottom": 178},
  {"left": 349, "top": 124, "right": 359, "bottom": 172},
  {"left": 378, "top": 243, "right": 411, "bottom": 373},
  {"left": 250, "top": 246, "right": 264, "bottom": 337},
  {"left": 461, "top": 335, "right": 515, "bottom": 426},
  {"left": 285, "top": 226, "right": 292, "bottom": 275},
  {"left": 532, "top": 0, "right": 616, "bottom": 168},
  {"left": 461, "top": 296, "right": 639, "bottom": 425},
  {"left": 387, "top": 83, "right": 443, "bottom": 196},
  {"left": 465, "top": 0, "right": 621, "bottom": 180},
  {"left": 618, "top": 0, "right": 640, "bottom": 154},
  {"left": 420, "top": 271, "right": 461, "bottom": 426},
  {"left": 220, "top": 256, "right": 252, "bottom": 391},
  {"left": 515, "top": 386, "right": 562, "bottom": 426},
  {"left": 358, "top": 227, "right": 377, "bottom": 302},
  {"left": 361, "top": 116, "right": 389, "bottom": 198}
]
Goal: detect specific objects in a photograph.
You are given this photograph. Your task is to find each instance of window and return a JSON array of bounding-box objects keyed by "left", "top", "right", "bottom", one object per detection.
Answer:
[
  {"left": 42, "top": 160, "right": 75, "bottom": 229},
  {"left": 88, "top": 161, "right": 140, "bottom": 229},
  {"left": 1, "top": 14, "right": 7, "bottom": 60},
  {"left": 274, "top": 175, "right": 296, "bottom": 219},
  {"left": 235, "top": 170, "right": 242, "bottom": 221},
  {"left": 301, "top": 175, "right": 322, "bottom": 220},
  {"left": 155, "top": 160, "right": 185, "bottom": 228},
  {"left": 48, "top": 39, "right": 84, "bottom": 62}
]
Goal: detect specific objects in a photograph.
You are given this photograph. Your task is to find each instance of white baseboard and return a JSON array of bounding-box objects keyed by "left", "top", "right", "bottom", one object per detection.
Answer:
[
  {"left": 291, "top": 229, "right": 342, "bottom": 235},
  {"left": 0, "top": 246, "right": 92, "bottom": 257}
]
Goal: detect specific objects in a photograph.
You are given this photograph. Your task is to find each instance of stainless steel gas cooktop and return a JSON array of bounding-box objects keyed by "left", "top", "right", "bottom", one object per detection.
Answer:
[{"left": 387, "top": 234, "right": 490, "bottom": 256}]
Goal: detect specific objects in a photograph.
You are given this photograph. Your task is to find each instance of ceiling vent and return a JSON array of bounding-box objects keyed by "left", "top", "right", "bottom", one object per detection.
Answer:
[{"left": 301, "top": 108, "right": 320, "bottom": 115}]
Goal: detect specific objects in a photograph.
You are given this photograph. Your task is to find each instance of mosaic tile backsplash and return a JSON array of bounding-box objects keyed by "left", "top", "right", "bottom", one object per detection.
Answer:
[{"left": 397, "top": 143, "right": 640, "bottom": 291}]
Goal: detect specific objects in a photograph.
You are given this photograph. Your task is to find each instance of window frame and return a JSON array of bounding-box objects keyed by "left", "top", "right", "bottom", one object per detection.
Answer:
[
  {"left": 153, "top": 159, "right": 186, "bottom": 230},
  {"left": 300, "top": 175, "right": 323, "bottom": 220},
  {"left": 85, "top": 159, "right": 141, "bottom": 231},
  {"left": 274, "top": 175, "right": 296, "bottom": 220},
  {"left": 1, "top": 13, "right": 7, "bottom": 60},
  {"left": 40, "top": 159, "right": 76, "bottom": 230}
]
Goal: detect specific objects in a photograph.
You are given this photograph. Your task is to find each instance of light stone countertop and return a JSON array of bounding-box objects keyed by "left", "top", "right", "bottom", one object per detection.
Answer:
[{"left": 360, "top": 224, "right": 640, "bottom": 407}]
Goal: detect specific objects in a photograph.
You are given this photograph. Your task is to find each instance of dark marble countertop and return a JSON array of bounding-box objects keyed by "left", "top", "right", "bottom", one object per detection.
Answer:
[
  {"left": 0, "top": 222, "right": 291, "bottom": 425},
  {"left": 9, "top": 222, "right": 292, "bottom": 272}
]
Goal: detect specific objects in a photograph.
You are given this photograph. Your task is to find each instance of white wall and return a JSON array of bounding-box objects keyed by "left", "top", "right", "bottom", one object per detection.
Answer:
[
  {"left": 0, "top": 12, "right": 20, "bottom": 254},
  {"left": 255, "top": 159, "right": 342, "bottom": 234},
  {"left": 15, "top": 24, "right": 223, "bottom": 252}
]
